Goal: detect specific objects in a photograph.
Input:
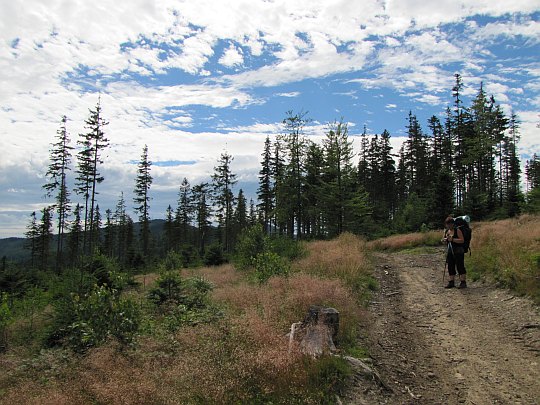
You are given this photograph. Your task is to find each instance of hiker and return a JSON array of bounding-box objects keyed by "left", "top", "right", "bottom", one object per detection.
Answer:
[{"left": 442, "top": 216, "right": 467, "bottom": 289}]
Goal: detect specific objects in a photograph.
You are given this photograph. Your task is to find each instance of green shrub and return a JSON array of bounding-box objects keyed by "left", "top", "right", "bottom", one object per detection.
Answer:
[
  {"left": 0, "top": 292, "right": 13, "bottom": 352},
  {"left": 234, "top": 224, "right": 267, "bottom": 270},
  {"left": 46, "top": 285, "right": 141, "bottom": 352},
  {"left": 160, "top": 250, "right": 184, "bottom": 271},
  {"left": 254, "top": 252, "right": 290, "bottom": 284},
  {"left": 147, "top": 271, "right": 184, "bottom": 306},
  {"left": 268, "top": 235, "right": 305, "bottom": 261},
  {"left": 204, "top": 243, "right": 226, "bottom": 266},
  {"left": 179, "top": 245, "right": 202, "bottom": 268},
  {"left": 66, "top": 285, "right": 141, "bottom": 352}
]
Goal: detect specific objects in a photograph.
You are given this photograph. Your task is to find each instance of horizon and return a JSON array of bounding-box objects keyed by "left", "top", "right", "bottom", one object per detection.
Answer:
[{"left": 1, "top": 1, "right": 539, "bottom": 238}]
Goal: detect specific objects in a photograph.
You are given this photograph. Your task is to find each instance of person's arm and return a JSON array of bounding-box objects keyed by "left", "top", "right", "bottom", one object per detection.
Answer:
[{"left": 449, "top": 228, "right": 464, "bottom": 244}]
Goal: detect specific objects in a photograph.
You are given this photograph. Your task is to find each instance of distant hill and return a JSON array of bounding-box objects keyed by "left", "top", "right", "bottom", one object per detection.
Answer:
[
  {"left": 0, "top": 237, "right": 28, "bottom": 262},
  {"left": 0, "top": 219, "right": 213, "bottom": 263}
]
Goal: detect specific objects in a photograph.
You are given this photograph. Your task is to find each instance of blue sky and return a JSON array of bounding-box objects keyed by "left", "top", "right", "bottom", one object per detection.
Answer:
[{"left": 1, "top": 0, "right": 539, "bottom": 238}]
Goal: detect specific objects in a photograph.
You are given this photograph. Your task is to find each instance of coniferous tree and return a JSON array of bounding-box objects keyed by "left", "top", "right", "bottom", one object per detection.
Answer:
[
  {"left": 43, "top": 115, "right": 73, "bottom": 272},
  {"left": 67, "top": 204, "right": 83, "bottom": 264},
  {"left": 257, "top": 135, "right": 274, "bottom": 234},
  {"left": 164, "top": 205, "right": 175, "bottom": 253},
  {"left": 103, "top": 209, "right": 115, "bottom": 258},
  {"left": 248, "top": 199, "right": 258, "bottom": 226},
  {"left": 451, "top": 73, "right": 467, "bottom": 209},
  {"left": 212, "top": 152, "right": 237, "bottom": 252},
  {"left": 357, "top": 125, "right": 370, "bottom": 191},
  {"left": 271, "top": 139, "right": 286, "bottom": 234},
  {"left": 303, "top": 141, "right": 324, "bottom": 237},
  {"left": 526, "top": 154, "right": 540, "bottom": 191},
  {"left": 175, "top": 178, "right": 193, "bottom": 249},
  {"left": 75, "top": 99, "right": 109, "bottom": 254},
  {"left": 24, "top": 212, "right": 39, "bottom": 269},
  {"left": 525, "top": 154, "right": 540, "bottom": 214},
  {"left": 133, "top": 145, "right": 152, "bottom": 257},
  {"left": 279, "top": 110, "right": 309, "bottom": 237},
  {"left": 36, "top": 207, "right": 53, "bottom": 271},
  {"left": 192, "top": 183, "right": 212, "bottom": 253},
  {"left": 91, "top": 205, "right": 102, "bottom": 253},
  {"left": 114, "top": 193, "right": 129, "bottom": 265},
  {"left": 402, "top": 112, "right": 430, "bottom": 196},
  {"left": 321, "top": 119, "right": 356, "bottom": 236},
  {"left": 232, "top": 189, "right": 248, "bottom": 246},
  {"left": 501, "top": 113, "right": 522, "bottom": 216}
]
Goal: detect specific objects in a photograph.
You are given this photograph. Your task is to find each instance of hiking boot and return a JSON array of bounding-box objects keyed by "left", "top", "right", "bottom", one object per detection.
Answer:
[
  {"left": 458, "top": 281, "right": 467, "bottom": 289},
  {"left": 444, "top": 280, "right": 455, "bottom": 289}
]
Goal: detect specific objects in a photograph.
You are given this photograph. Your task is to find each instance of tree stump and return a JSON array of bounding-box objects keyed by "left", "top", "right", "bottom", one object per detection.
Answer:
[{"left": 288, "top": 305, "right": 340, "bottom": 357}]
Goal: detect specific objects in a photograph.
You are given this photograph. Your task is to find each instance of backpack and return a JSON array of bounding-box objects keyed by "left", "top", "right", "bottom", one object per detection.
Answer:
[{"left": 454, "top": 216, "right": 472, "bottom": 254}]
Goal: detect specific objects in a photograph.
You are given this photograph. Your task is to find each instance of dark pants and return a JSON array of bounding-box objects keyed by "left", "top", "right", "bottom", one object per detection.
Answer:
[{"left": 447, "top": 246, "right": 466, "bottom": 276}]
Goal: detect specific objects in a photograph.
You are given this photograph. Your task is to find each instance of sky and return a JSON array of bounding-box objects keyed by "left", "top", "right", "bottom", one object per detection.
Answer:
[{"left": 1, "top": 0, "right": 539, "bottom": 238}]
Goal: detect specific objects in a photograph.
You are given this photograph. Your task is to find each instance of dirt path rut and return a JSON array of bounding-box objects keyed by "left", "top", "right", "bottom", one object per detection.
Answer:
[{"left": 344, "top": 249, "right": 540, "bottom": 405}]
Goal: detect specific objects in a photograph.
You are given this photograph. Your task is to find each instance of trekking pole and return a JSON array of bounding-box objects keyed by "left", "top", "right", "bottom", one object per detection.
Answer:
[
  {"left": 443, "top": 239, "right": 454, "bottom": 285},
  {"left": 443, "top": 242, "right": 448, "bottom": 284}
]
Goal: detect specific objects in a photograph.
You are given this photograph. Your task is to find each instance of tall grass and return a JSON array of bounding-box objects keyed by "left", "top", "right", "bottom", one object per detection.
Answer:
[
  {"left": 367, "top": 230, "right": 442, "bottom": 251},
  {"left": 293, "top": 233, "right": 374, "bottom": 297},
  {"left": 468, "top": 214, "right": 540, "bottom": 303}
]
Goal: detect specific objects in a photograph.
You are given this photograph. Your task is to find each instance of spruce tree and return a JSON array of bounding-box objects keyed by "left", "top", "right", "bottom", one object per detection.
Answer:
[
  {"left": 67, "top": 204, "right": 83, "bottom": 265},
  {"left": 75, "top": 99, "right": 109, "bottom": 254},
  {"left": 192, "top": 183, "right": 212, "bottom": 253},
  {"left": 271, "top": 139, "right": 286, "bottom": 235},
  {"left": 133, "top": 145, "right": 152, "bottom": 257},
  {"left": 164, "top": 205, "right": 175, "bottom": 253},
  {"left": 114, "top": 193, "right": 130, "bottom": 265},
  {"left": 24, "top": 212, "right": 39, "bottom": 269},
  {"left": 43, "top": 115, "right": 73, "bottom": 272},
  {"left": 211, "top": 152, "right": 237, "bottom": 252},
  {"left": 175, "top": 178, "right": 193, "bottom": 248},
  {"left": 304, "top": 141, "right": 324, "bottom": 237},
  {"left": 257, "top": 135, "right": 274, "bottom": 234},
  {"left": 36, "top": 207, "right": 53, "bottom": 271},
  {"left": 322, "top": 119, "right": 356, "bottom": 236},
  {"left": 279, "top": 110, "right": 309, "bottom": 238},
  {"left": 232, "top": 189, "right": 248, "bottom": 246}
]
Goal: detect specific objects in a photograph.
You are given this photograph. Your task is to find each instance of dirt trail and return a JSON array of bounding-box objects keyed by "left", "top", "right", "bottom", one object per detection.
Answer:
[{"left": 343, "top": 249, "right": 540, "bottom": 405}]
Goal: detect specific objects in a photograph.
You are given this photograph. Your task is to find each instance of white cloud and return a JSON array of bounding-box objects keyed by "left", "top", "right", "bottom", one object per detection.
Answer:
[
  {"left": 219, "top": 44, "right": 244, "bottom": 67},
  {"left": 276, "top": 92, "right": 300, "bottom": 98}
]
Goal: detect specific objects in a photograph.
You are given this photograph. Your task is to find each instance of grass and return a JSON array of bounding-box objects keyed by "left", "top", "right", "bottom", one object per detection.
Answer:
[
  {"left": 467, "top": 214, "right": 540, "bottom": 303},
  {"left": 0, "top": 234, "right": 373, "bottom": 404},
  {"left": 367, "top": 230, "right": 443, "bottom": 252}
]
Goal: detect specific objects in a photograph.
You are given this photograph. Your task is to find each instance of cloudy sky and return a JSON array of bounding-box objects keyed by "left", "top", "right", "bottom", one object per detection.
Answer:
[{"left": 1, "top": 0, "right": 539, "bottom": 238}]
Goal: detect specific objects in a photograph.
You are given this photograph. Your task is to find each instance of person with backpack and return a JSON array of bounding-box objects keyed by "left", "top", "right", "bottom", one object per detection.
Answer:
[{"left": 442, "top": 216, "right": 467, "bottom": 289}]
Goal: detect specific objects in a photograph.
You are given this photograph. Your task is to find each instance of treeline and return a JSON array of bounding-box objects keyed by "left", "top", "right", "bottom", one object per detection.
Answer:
[
  {"left": 257, "top": 74, "right": 539, "bottom": 239},
  {"left": 8, "top": 74, "right": 540, "bottom": 277}
]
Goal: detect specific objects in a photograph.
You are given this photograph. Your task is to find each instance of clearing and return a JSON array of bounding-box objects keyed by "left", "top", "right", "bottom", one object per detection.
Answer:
[{"left": 343, "top": 248, "right": 540, "bottom": 405}]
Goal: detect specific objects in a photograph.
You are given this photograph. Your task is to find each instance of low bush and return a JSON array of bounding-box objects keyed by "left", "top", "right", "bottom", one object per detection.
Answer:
[
  {"left": 46, "top": 284, "right": 141, "bottom": 352},
  {"left": 254, "top": 251, "right": 290, "bottom": 284}
]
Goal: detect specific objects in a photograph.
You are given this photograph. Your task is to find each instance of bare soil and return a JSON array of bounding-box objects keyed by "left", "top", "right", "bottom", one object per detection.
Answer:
[{"left": 342, "top": 248, "right": 540, "bottom": 405}]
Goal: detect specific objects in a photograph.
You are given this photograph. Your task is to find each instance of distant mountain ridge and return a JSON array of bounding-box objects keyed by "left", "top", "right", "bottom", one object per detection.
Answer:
[{"left": 0, "top": 219, "right": 195, "bottom": 262}]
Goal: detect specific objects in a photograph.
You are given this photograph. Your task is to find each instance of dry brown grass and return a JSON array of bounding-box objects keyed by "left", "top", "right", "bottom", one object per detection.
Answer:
[
  {"left": 293, "top": 233, "right": 371, "bottom": 286},
  {"left": 469, "top": 214, "right": 540, "bottom": 301},
  {"left": 367, "top": 230, "right": 442, "bottom": 251},
  {"left": 0, "top": 237, "right": 369, "bottom": 404}
]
